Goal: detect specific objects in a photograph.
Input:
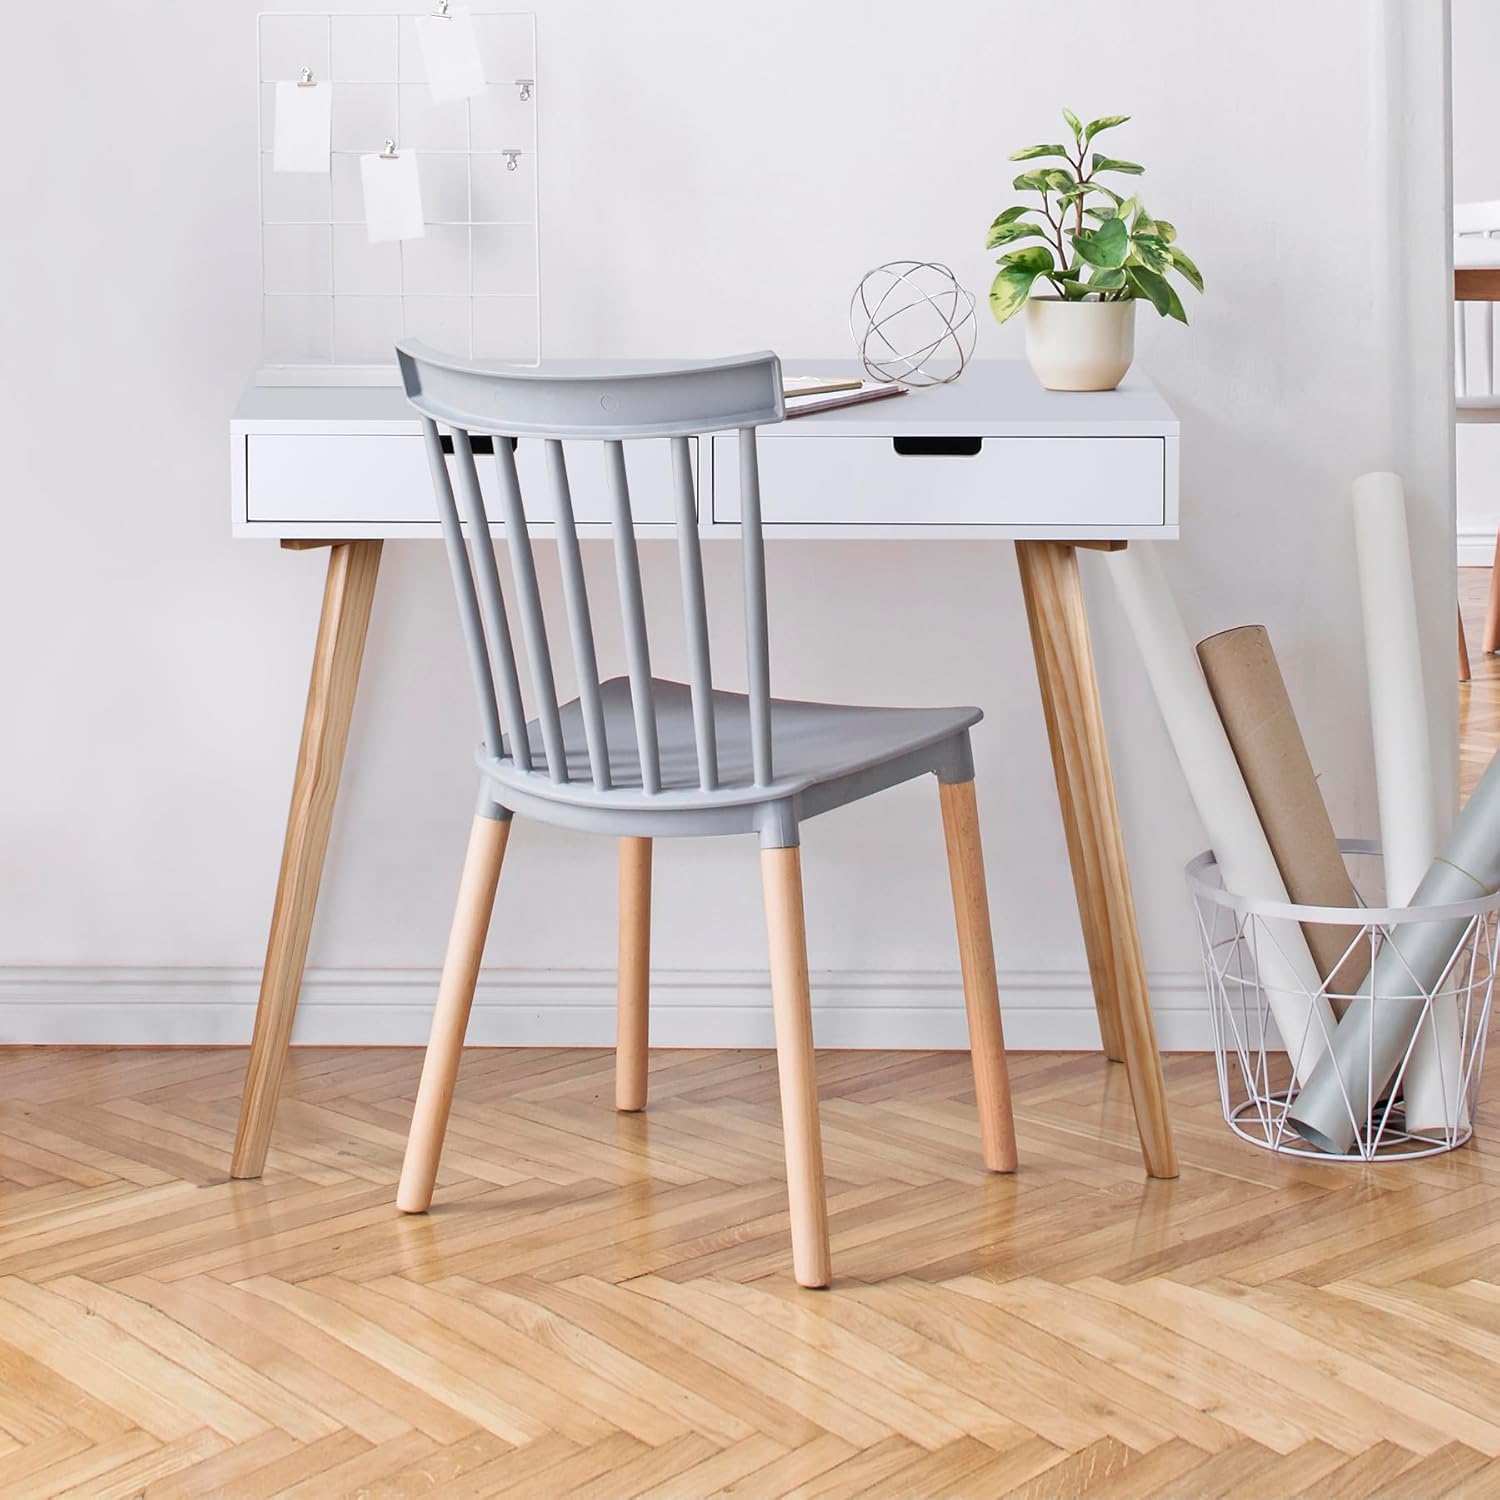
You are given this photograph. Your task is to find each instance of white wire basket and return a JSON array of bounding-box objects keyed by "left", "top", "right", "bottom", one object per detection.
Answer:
[{"left": 1188, "top": 839, "right": 1497, "bottom": 1160}]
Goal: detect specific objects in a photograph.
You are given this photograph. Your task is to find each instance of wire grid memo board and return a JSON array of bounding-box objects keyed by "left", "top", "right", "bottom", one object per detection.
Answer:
[{"left": 257, "top": 8, "right": 539, "bottom": 384}]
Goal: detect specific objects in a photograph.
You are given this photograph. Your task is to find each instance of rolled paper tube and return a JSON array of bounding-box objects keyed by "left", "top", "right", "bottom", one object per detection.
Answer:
[
  {"left": 1287, "top": 746, "right": 1500, "bottom": 1154},
  {"left": 1352, "top": 473, "right": 1439, "bottom": 904},
  {"left": 1349, "top": 472, "right": 1456, "bottom": 1131},
  {"left": 1106, "top": 545, "right": 1336, "bottom": 1083},
  {"left": 1197, "top": 625, "right": 1369, "bottom": 1009}
]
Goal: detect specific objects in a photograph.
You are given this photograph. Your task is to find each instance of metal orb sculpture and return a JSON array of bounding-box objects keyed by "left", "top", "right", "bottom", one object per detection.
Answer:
[{"left": 849, "top": 260, "right": 977, "bottom": 386}]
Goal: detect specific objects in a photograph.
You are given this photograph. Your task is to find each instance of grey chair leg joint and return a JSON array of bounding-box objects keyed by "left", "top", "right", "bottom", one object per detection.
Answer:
[
  {"left": 934, "top": 730, "right": 977, "bottom": 785},
  {"left": 757, "top": 799, "right": 801, "bottom": 849},
  {"left": 476, "top": 790, "right": 514, "bottom": 821}
]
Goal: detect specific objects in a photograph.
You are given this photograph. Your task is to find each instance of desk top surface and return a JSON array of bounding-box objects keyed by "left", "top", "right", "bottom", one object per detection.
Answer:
[{"left": 235, "top": 358, "right": 1179, "bottom": 438}]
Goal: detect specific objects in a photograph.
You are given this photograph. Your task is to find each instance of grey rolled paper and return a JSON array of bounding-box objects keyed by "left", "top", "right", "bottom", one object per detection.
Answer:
[{"left": 1287, "top": 748, "right": 1500, "bottom": 1154}]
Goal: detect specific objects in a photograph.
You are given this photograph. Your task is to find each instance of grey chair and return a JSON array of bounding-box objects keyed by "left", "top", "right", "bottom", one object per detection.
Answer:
[{"left": 393, "top": 343, "right": 1016, "bottom": 1288}]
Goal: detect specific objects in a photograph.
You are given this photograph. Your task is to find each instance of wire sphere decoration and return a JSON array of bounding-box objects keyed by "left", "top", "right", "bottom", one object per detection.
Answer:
[{"left": 849, "top": 260, "right": 977, "bottom": 387}]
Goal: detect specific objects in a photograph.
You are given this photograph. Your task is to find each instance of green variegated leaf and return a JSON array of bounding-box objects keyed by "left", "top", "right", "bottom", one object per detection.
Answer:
[
  {"left": 1010, "top": 143, "right": 1069, "bottom": 161},
  {"left": 1069, "top": 215, "right": 1129, "bottom": 269},
  {"left": 1043, "top": 168, "right": 1078, "bottom": 192},
  {"left": 1169, "top": 245, "right": 1204, "bottom": 290},
  {"left": 1130, "top": 234, "right": 1173, "bottom": 275},
  {"left": 1093, "top": 154, "right": 1144, "bottom": 175},
  {"left": 990, "top": 261, "right": 1049, "bottom": 323},
  {"left": 994, "top": 205, "right": 1031, "bottom": 224},
  {"left": 986, "top": 219, "right": 1047, "bottom": 249},
  {"left": 1087, "top": 267, "right": 1128, "bottom": 291},
  {"left": 1152, "top": 218, "right": 1178, "bottom": 243},
  {"left": 1013, "top": 170, "right": 1053, "bottom": 193},
  {"left": 1084, "top": 114, "right": 1130, "bottom": 142},
  {"left": 1063, "top": 107, "right": 1083, "bottom": 139},
  {"left": 1128, "top": 265, "right": 1187, "bottom": 322},
  {"left": 1062, "top": 279, "right": 1093, "bottom": 299},
  {"left": 999, "top": 245, "right": 1056, "bottom": 271}
]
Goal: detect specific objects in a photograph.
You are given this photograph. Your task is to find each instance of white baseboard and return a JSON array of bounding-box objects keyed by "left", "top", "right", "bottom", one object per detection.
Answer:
[
  {"left": 1459, "top": 528, "right": 1497, "bottom": 567},
  {"left": 0, "top": 964, "right": 1213, "bottom": 1051}
]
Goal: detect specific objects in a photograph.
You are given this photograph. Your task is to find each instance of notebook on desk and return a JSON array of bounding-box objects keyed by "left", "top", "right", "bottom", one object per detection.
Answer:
[{"left": 782, "top": 376, "right": 909, "bottom": 419}]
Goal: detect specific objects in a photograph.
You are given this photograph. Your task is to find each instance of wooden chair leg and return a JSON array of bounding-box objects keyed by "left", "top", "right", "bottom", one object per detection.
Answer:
[
  {"left": 231, "top": 539, "right": 383, "bottom": 1179},
  {"left": 396, "top": 811, "right": 510, "bottom": 1214},
  {"left": 1459, "top": 604, "right": 1473, "bottom": 683},
  {"left": 1484, "top": 524, "right": 1500, "bottom": 655},
  {"left": 939, "top": 779, "right": 1019, "bottom": 1173},
  {"left": 760, "top": 845, "right": 832, "bottom": 1289},
  {"left": 617, "top": 837, "right": 652, "bottom": 1112}
]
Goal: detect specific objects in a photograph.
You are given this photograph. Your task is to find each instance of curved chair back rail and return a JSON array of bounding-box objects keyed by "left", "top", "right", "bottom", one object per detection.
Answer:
[{"left": 396, "top": 343, "right": 785, "bottom": 806}]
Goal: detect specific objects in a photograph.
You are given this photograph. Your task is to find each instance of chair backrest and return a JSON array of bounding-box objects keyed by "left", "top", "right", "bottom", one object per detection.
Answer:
[
  {"left": 1455, "top": 201, "right": 1500, "bottom": 399},
  {"left": 396, "top": 343, "right": 785, "bottom": 795}
]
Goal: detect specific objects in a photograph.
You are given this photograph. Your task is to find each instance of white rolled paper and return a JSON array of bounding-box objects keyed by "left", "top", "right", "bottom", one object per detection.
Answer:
[
  {"left": 1351, "top": 472, "right": 1457, "bottom": 1131},
  {"left": 1106, "top": 544, "right": 1335, "bottom": 1082}
]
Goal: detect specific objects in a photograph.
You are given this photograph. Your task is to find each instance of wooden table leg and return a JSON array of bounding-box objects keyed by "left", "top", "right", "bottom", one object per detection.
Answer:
[
  {"left": 1015, "top": 540, "right": 1178, "bottom": 1179},
  {"left": 230, "top": 539, "right": 383, "bottom": 1179}
]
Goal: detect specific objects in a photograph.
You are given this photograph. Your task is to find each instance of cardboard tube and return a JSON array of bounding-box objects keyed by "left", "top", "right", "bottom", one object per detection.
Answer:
[
  {"left": 1350, "top": 472, "right": 1456, "bottom": 1131},
  {"left": 1197, "top": 626, "right": 1368, "bottom": 1008},
  {"left": 1106, "top": 546, "right": 1336, "bottom": 1082},
  {"left": 1286, "top": 744, "right": 1500, "bottom": 1153}
]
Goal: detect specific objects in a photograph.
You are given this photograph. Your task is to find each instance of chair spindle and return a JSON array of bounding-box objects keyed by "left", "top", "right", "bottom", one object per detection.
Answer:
[
  {"left": 546, "top": 439, "right": 611, "bottom": 791},
  {"left": 420, "top": 419, "right": 505, "bottom": 762},
  {"left": 492, "top": 438, "right": 567, "bottom": 782},
  {"left": 449, "top": 428, "right": 532, "bottom": 771},
  {"left": 605, "top": 441, "right": 662, "bottom": 793},
  {"left": 738, "top": 427, "right": 773, "bottom": 786},
  {"left": 671, "top": 436, "right": 718, "bottom": 790}
]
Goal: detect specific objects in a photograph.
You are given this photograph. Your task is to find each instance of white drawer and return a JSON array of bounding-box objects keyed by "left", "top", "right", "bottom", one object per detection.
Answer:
[
  {"left": 244, "top": 434, "right": 692, "bottom": 527},
  {"left": 713, "top": 433, "right": 1165, "bottom": 528}
]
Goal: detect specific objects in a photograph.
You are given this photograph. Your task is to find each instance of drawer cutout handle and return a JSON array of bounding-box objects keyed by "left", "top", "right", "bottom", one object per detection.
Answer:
[
  {"left": 892, "top": 436, "right": 983, "bottom": 457},
  {"left": 439, "top": 434, "right": 518, "bottom": 457}
]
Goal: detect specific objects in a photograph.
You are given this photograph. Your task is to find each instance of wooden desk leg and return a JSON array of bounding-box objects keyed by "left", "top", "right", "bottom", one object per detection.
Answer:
[
  {"left": 230, "top": 539, "right": 384, "bottom": 1179},
  {"left": 1015, "top": 540, "right": 1178, "bottom": 1179}
]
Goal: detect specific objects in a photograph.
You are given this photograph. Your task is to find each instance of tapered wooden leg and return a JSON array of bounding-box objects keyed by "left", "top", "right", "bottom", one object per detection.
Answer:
[
  {"left": 616, "top": 837, "right": 652, "bottom": 1112},
  {"left": 1015, "top": 540, "right": 1178, "bottom": 1179},
  {"left": 1484, "top": 524, "right": 1500, "bottom": 654},
  {"left": 1459, "top": 605, "right": 1473, "bottom": 683},
  {"left": 1016, "top": 548, "right": 1125, "bottom": 1066},
  {"left": 231, "top": 539, "right": 383, "bottom": 1180},
  {"left": 760, "top": 846, "right": 832, "bottom": 1289},
  {"left": 397, "top": 812, "right": 510, "bottom": 1213},
  {"left": 938, "top": 779, "right": 1019, "bottom": 1173}
]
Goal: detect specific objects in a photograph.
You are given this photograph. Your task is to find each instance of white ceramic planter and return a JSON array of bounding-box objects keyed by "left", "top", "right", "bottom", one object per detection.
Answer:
[{"left": 1024, "top": 296, "right": 1136, "bottom": 392}]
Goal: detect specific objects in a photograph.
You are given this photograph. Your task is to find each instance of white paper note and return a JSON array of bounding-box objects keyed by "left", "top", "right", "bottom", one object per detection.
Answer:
[
  {"left": 360, "top": 151, "right": 426, "bottom": 243},
  {"left": 414, "top": 9, "right": 486, "bottom": 103},
  {"left": 272, "top": 80, "right": 331, "bottom": 173}
]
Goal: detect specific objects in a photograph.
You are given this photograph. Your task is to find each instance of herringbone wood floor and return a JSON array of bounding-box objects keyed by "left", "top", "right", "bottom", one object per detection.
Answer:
[
  {"left": 2, "top": 1042, "right": 1499, "bottom": 1499},
  {"left": 0, "top": 582, "right": 1495, "bottom": 1497}
]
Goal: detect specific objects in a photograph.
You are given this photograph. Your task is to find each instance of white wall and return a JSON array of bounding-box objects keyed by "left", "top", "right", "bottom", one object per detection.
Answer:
[
  {"left": 1453, "top": 0, "right": 1500, "bottom": 557},
  {"left": 0, "top": 1, "right": 1454, "bottom": 1048}
]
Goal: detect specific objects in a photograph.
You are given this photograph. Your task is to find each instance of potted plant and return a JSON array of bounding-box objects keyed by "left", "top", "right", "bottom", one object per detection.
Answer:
[{"left": 986, "top": 110, "right": 1202, "bottom": 391}]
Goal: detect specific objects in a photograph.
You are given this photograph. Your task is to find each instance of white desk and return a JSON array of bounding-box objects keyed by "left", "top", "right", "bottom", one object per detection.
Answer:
[{"left": 227, "top": 358, "right": 1181, "bottom": 1179}]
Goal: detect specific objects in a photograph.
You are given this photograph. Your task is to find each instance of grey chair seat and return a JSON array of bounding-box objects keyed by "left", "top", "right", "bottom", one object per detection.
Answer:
[{"left": 481, "top": 677, "right": 980, "bottom": 838}]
